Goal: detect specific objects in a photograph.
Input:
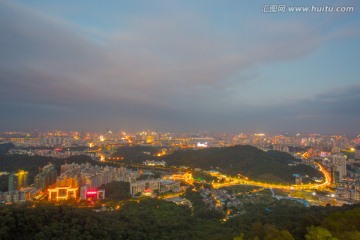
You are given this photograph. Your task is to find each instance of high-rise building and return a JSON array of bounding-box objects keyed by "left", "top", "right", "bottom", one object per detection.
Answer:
[
  {"left": 8, "top": 173, "right": 17, "bottom": 191},
  {"left": 34, "top": 164, "right": 57, "bottom": 190},
  {"left": 17, "top": 170, "right": 28, "bottom": 189},
  {"left": 8, "top": 170, "right": 28, "bottom": 191},
  {"left": 331, "top": 154, "right": 347, "bottom": 181}
]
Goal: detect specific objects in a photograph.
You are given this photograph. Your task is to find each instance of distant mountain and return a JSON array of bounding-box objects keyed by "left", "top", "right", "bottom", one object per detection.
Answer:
[{"left": 162, "top": 145, "right": 322, "bottom": 184}]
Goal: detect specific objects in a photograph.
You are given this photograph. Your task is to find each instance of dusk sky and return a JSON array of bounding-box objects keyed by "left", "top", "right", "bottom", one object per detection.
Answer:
[{"left": 1, "top": 0, "right": 359, "bottom": 134}]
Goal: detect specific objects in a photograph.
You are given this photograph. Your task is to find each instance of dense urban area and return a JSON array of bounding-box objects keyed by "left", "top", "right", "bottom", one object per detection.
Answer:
[
  {"left": 1, "top": 130, "right": 360, "bottom": 239},
  {"left": 2, "top": 0, "right": 359, "bottom": 239}
]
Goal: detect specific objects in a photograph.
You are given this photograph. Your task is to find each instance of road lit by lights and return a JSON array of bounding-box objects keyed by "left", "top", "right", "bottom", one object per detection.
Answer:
[{"left": 212, "top": 162, "right": 332, "bottom": 191}]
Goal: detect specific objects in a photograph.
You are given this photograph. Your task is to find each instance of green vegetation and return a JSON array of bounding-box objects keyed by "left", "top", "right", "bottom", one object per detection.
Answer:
[
  {"left": 0, "top": 203, "right": 126, "bottom": 239},
  {"left": 321, "top": 208, "right": 360, "bottom": 240},
  {"left": 100, "top": 181, "right": 130, "bottom": 201},
  {"left": 112, "top": 146, "right": 161, "bottom": 164},
  {"left": 193, "top": 171, "right": 218, "bottom": 183},
  {"left": 162, "top": 145, "right": 322, "bottom": 184},
  {"left": 0, "top": 198, "right": 359, "bottom": 240},
  {"left": 185, "top": 187, "right": 225, "bottom": 219},
  {"left": 0, "top": 199, "right": 235, "bottom": 240},
  {"left": 226, "top": 201, "right": 360, "bottom": 240},
  {"left": 223, "top": 185, "right": 263, "bottom": 195},
  {"left": 112, "top": 145, "right": 322, "bottom": 184}
]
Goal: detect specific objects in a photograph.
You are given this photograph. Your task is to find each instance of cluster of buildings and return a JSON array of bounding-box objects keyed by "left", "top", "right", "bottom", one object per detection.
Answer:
[
  {"left": 199, "top": 188, "right": 242, "bottom": 212},
  {"left": 0, "top": 187, "right": 40, "bottom": 203},
  {"left": 0, "top": 170, "right": 40, "bottom": 203},
  {"left": 143, "top": 160, "right": 166, "bottom": 167},
  {"left": 2, "top": 130, "right": 359, "bottom": 149},
  {"left": 129, "top": 178, "right": 180, "bottom": 197},
  {"left": 336, "top": 180, "right": 360, "bottom": 202},
  {"left": 8, "top": 148, "right": 102, "bottom": 160},
  {"left": 2, "top": 131, "right": 359, "bottom": 163},
  {"left": 164, "top": 197, "right": 192, "bottom": 208},
  {"left": 34, "top": 164, "right": 57, "bottom": 190},
  {"left": 47, "top": 163, "right": 140, "bottom": 201},
  {"left": 322, "top": 154, "right": 348, "bottom": 183}
]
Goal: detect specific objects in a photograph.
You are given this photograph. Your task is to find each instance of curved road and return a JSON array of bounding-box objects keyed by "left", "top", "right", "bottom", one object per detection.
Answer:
[{"left": 212, "top": 162, "right": 331, "bottom": 190}]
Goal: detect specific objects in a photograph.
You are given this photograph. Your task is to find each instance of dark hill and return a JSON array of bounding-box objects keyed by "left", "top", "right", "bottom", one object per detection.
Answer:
[
  {"left": 0, "top": 143, "right": 15, "bottom": 155},
  {"left": 163, "top": 145, "right": 322, "bottom": 184}
]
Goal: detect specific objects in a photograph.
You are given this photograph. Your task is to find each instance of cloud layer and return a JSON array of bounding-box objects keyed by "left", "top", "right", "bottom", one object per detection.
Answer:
[{"left": 0, "top": 0, "right": 359, "bottom": 134}]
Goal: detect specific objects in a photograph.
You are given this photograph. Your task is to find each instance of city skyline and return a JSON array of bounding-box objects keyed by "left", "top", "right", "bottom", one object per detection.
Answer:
[{"left": 1, "top": 0, "right": 359, "bottom": 134}]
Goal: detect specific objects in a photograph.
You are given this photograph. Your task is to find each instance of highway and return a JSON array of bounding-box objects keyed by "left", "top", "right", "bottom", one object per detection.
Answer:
[{"left": 212, "top": 162, "right": 331, "bottom": 190}]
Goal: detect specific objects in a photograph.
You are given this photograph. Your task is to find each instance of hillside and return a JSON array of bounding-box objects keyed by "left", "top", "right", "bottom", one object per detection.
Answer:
[
  {"left": 162, "top": 145, "right": 322, "bottom": 184},
  {"left": 0, "top": 143, "right": 14, "bottom": 155}
]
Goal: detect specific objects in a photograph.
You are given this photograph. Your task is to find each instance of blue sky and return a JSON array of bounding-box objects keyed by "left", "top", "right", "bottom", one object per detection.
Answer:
[{"left": 0, "top": 0, "right": 359, "bottom": 134}]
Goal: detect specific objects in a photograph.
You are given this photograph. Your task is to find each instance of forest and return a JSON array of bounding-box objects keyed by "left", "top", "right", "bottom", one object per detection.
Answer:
[
  {"left": 113, "top": 145, "right": 322, "bottom": 184},
  {"left": 0, "top": 189, "right": 359, "bottom": 240},
  {"left": 162, "top": 145, "right": 322, "bottom": 183}
]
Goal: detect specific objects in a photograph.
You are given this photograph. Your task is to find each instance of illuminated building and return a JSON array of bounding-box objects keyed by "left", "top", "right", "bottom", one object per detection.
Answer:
[
  {"left": 197, "top": 142, "right": 208, "bottom": 148},
  {"left": 48, "top": 186, "right": 78, "bottom": 201},
  {"left": 169, "top": 172, "right": 193, "bottom": 182},
  {"left": 146, "top": 135, "right": 154, "bottom": 144},
  {"left": 130, "top": 179, "right": 161, "bottom": 196},
  {"left": 160, "top": 180, "right": 180, "bottom": 193},
  {"left": 143, "top": 160, "right": 166, "bottom": 167},
  {"left": 99, "top": 135, "right": 105, "bottom": 142},
  {"left": 8, "top": 170, "right": 28, "bottom": 191},
  {"left": 163, "top": 172, "right": 193, "bottom": 185},
  {"left": 85, "top": 189, "right": 105, "bottom": 200},
  {"left": 17, "top": 170, "right": 28, "bottom": 189},
  {"left": 336, "top": 181, "right": 360, "bottom": 201},
  {"left": 56, "top": 175, "right": 79, "bottom": 188}
]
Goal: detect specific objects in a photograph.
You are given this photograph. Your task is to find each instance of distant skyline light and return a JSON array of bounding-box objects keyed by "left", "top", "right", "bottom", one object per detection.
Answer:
[{"left": 0, "top": 0, "right": 359, "bottom": 134}]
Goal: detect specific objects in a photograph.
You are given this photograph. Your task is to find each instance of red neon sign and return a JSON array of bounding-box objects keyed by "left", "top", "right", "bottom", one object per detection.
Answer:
[{"left": 86, "top": 191, "right": 98, "bottom": 196}]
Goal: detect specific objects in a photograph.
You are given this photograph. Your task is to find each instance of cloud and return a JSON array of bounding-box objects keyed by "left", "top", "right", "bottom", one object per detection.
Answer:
[
  {"left": 0, "top": 0, "right": 358, "bottom": 133},
  {"left": 248, "top": 84, "right": 360, "bottom": 134}
]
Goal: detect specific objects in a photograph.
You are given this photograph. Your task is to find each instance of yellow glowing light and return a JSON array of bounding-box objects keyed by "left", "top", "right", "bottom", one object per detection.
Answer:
[{"left": 100, "top": 135, "right": 105, "bottom": 142}]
